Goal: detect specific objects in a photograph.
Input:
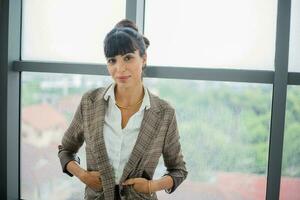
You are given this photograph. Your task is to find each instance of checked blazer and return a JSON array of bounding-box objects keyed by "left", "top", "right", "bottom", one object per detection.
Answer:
[{"left": 58, "top": 85, "right": 188, "bottom": 200}]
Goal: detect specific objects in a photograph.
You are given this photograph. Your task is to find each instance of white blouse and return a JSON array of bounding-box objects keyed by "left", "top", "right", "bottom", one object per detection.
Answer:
[{"left": 103, "top": 83, "right": 151, "bottom": 184}]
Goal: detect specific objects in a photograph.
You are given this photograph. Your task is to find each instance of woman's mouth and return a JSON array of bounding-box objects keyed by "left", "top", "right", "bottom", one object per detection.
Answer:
[{"left": 117, "top": 76, "right": 131, "bottom": 81}]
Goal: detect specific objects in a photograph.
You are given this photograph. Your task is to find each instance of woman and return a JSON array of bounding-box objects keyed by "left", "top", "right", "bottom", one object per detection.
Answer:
[{"left": 58, "top": 19, "right": 188, "bottom": 200}]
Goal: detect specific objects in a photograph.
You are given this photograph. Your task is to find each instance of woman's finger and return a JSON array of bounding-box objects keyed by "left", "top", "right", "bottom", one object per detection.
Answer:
[{"left": 122, "top": 178, "right": 136, "bottom": 185}]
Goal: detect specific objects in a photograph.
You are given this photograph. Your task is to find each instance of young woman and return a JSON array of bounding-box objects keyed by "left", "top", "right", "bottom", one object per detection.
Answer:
[{"left": 58, "top": 19, "right": 188, "bottom": 200}]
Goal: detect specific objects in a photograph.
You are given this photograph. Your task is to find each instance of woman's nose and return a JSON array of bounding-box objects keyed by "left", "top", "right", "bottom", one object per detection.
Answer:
[{"left": 116, "top": 62, "right": 126, "bottom": 72}]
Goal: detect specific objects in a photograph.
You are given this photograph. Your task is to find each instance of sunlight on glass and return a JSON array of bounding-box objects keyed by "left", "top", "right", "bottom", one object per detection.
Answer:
[
  {"left": 22, "top": 0, "right": 125, "bottom": 63},
  {"left": 146, "top": 79, "right": 272, "bottom": 200},
  {"left": 145, "top": 0, "right": 277, "bottom": 69},
  {"left": 21, "top": 72, "right": 274, "bottom": 200},
  {"left": 21, "top": 72, "right": 112, "bottom": 200},
  {"left": 289, "top": 0, "right": 300, "bottom": 72}
]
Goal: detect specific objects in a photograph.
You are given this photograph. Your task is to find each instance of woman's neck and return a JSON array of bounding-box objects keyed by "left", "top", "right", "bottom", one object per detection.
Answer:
[{"left": 114, "top": 82, "right": 144, "bottom": 107}]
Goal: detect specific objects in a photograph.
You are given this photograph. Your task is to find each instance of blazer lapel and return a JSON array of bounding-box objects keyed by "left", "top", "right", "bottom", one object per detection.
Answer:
[
  {"left": 87, "top": 85, "right": 163, "bottom": 197},
  {"left": 119, "top": 89, "right": 163, "bottom": 184},
  {"left": 89, "top": 86, "right": 115, "bottom": 198}
]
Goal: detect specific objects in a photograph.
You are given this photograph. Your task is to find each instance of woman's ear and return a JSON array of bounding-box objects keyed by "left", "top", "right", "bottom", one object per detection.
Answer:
[{"left": 142, "top": 53, "right": 147, "bottom": 66}]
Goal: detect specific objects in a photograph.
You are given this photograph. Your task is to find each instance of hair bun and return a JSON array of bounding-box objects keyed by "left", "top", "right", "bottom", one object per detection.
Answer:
[
  {"left": 115, "top": 19, "right": 139, "bottom": 32},
  {"left": 143, "top": 36, "right": 150, "bottom": 49},
  {"left": 114, "top": 19, "right": 150, "bottom": 49}
]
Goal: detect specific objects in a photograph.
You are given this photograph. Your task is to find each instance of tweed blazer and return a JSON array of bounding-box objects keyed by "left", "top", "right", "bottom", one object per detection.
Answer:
[{"left": 58, "top": 85, "right": 188, "bottom": 200}]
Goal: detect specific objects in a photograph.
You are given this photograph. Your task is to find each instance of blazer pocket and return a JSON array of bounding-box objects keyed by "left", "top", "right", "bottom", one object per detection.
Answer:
[
  {"left": 84, "top": 185, "right": 104, "bottom": 200},
  {"left": 129, "top": 185, "right": 152, "bottom": 200}
]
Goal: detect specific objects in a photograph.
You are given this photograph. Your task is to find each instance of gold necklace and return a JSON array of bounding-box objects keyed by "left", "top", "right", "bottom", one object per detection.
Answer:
[{"left": 115, "top": 97, "right": 143, "bottom": 109}]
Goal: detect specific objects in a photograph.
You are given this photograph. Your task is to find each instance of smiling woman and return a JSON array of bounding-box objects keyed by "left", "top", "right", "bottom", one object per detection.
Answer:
[
  {"left": 57, "top": 19, "right": 188, "bottom": 200},
  {"left": 106, "top": 51, "right": 145, "bottom": 85}
]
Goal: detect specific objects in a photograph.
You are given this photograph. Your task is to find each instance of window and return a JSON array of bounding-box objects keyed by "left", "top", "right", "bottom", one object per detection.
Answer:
[
  {"left": 280, "top": 86, "right": 300, "bottom": 200},
  {"left": 147, "top": 78, "right": 272, "bottom": 199},
  {"left": 144, "top": 0, "right": 277, "bottom": 69},
  {"left": 22, "top": 0, "right": 125, "bottom": 63},
  {"left": 21, "top": 72, "right": 112, "bottom": 200},
  {"left": 21, "top": 73, "right": 273, "bottom": 199},
  {"left": 288, "top": 0, "right": 300, "bottom": 72},
  {"left": 1, "top": 0, "right": 295, "bottom": 199}
]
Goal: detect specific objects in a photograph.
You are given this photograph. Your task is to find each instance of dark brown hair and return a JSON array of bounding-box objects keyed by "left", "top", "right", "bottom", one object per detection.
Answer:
[
  {"left": 104, "top": 19, "right": 150, "bottom": 58},
  {"left": 114, "top": 19, "right": 150, "bottom": 49}
]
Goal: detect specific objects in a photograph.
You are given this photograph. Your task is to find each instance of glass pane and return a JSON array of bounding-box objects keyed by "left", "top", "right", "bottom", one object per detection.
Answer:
[
  {"left": 145, "top": 0, "right": 277, "bottom": 70},
  {"left": 21, "top": 72, "right": 112, "bottom": 200},
  {"left": 146, "top": 79, "right": 272, "bottom": 199},
  {"left": 21, "top": 72, "right": 272, "bottom": 199},
  {"left": 21, "top": 0, "right": 125, "bottom": 63},
  {"left": 280, "top": 86, "right": 300, "bottom": 200},
  {"left": 289, "top": 0, "right": 300, "bottom": 72}
]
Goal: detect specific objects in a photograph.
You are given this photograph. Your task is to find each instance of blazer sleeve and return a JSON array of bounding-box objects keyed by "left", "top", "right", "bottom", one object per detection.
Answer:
[
  {"left": 162, "top": 109, "right": 188, "bottom": 194},
  {"left": 57, "top": 95, "right": 85, "bottom": 177}
]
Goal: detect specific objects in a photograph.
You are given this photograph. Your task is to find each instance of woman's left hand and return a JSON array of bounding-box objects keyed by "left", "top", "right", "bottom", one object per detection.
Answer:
[{"left": 122, "top": 178, "right": 150, "bottom": 194}]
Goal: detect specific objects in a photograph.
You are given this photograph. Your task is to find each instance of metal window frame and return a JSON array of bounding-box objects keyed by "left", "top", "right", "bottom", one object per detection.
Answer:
[
  {"left": 288, "top": 72, "right": 300, "bottom": 85},
  {"left": 266, "top": 1, "right": 291, "bottom": 199},
  {"left": 1, "top": 0, "right": 299, "bottom": 199},
  {"left": 0, "top": 0, "right": 22, "bottom": 199},
  {"left": 13, "top": 61, "right": 275, "bottom": 83}
]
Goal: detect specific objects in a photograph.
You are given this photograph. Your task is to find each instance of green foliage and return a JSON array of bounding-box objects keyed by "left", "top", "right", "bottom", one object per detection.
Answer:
[
  {"left": 281, "top": 87, "right": 300, "bottom": 177},
  {"left": 156, "top": 80, "right": 299, "bottom": 180},
  {"left": 22, "top": 81, "right": 40, "bottom": 106},
  {"left": 22, "top": 76, "right": 300, "bottom": 180}
]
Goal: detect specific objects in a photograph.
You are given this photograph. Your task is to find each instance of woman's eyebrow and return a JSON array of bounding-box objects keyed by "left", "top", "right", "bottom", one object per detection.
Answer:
[{"left": 123, "top": 53, "right": 134, "bottom": 57}]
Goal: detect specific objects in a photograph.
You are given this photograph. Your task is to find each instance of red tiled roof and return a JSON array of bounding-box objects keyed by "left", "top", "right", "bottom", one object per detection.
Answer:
[
  {"left": 157, "top": 172, "right": 300, "bottom": 200},
  {"left": 22, "top": 103, "right": 67, "bottom": 132},
  {"left": 280, "top": 176, "right": 300, "bottom": 200}
]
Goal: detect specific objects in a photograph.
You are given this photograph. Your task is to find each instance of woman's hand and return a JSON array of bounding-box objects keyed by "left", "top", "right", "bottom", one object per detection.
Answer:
[
  {"left": 79, "top": 170, "right": 102, "bottom": 191},
  {"left": 122, "top": 178, "right": 150, "bottom": 194}
]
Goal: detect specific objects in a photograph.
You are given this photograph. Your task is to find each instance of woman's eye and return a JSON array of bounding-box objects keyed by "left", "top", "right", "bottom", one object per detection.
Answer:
[
  {"left": 107, "top": 58, "right": 116, "bottom": 64},
  {"left": 124, "top": 56, "right": 132, "bottom": 61}
]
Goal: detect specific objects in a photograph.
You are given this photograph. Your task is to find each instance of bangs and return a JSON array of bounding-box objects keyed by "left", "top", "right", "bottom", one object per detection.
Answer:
[{"left": 104, "top": 30, "right": 138, "bottom": 58}]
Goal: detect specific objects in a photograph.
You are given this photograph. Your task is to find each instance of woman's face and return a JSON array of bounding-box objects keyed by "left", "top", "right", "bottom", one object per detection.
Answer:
[{"left": 106, "top": 50, "right": 147, "bottom": 88}]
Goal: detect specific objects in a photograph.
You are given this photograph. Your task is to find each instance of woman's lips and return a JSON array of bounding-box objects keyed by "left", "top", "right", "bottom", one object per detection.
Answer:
[{"left": 117, "top": 76, "right": 130, "bottom": 80}]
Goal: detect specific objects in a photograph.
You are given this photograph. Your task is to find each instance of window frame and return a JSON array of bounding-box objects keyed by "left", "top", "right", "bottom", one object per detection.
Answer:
[{"left": 1, "top": 0, "right": 299, "bottom": 199}]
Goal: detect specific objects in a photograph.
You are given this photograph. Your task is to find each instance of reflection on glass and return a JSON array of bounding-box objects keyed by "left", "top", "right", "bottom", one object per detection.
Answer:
[
  {"left": 22, "top": 72, "right": 274, "bottom": 199},
  {"left": 145, "top": 79, "right": 272, "bottom": 200},
  {"left": 280, "top": 86, "right": 300, "bottom": 200},
  {"left": 289, "top": 0, "right": 300, "bottom": 72},
  {"left": 21, "top": 72, "right": 112, "bottom": 200},
  {"left": 22, "top": 0, "right": 125, "bottom": 63},
  {"left": 145, "top": 0, "right": 277, "bottom": 69}
]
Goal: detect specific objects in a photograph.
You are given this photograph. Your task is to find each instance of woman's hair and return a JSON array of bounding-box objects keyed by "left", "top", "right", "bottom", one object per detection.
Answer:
[{"left": 104, "top": 19, "right": 150, "bottom": 59}]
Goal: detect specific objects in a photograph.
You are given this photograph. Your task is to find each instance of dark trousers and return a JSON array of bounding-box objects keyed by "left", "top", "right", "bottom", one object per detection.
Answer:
[{"left": 114, "top": 185, "right": 124, "bottom": 200}]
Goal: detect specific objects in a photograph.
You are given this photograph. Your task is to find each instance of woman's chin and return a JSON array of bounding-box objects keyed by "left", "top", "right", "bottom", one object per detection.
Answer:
[
  {"left": 117, "top": 81, "right": 129, "bottom": 85},
  {"left": 116, "top": 81, "right": 131, "bottom": 88}
]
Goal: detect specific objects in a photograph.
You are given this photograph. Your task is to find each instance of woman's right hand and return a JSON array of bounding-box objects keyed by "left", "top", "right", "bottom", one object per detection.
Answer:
[{"left": 79, "top": 170, "right": 103, "bottom": 191}]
